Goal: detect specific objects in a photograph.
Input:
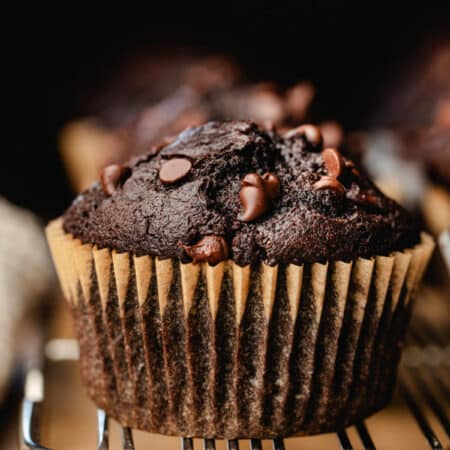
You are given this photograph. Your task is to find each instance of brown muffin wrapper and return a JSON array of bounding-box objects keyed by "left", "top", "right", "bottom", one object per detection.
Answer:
[{"left": 46, "top": 219, "right": 434, "bottom": 438}]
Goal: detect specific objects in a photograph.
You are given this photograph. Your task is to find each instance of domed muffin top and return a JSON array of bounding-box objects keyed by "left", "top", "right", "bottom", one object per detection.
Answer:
[{"left": 63, "top": 121, "right": 419, "bottom": 266}]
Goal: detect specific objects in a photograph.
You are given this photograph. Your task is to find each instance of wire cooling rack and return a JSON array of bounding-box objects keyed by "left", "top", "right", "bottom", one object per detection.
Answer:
[{"left": 19, "top": 313, "right": 449, "bottom": 450}]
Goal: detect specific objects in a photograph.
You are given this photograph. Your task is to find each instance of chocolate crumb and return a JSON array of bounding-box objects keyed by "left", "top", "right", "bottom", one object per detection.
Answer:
[
  {"left": 313, "top": 176, "right": 346, "bottom": 196},
  {"left": 322, "top": 148, "right": 344, "bottom": 178}
]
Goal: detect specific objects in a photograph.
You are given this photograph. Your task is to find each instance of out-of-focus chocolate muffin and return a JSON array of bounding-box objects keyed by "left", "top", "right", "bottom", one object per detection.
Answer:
[
  {"left": 78, "top": 49, "right": 243, "bottom": 130},
  {"left": 130, "top": 81, "right": 318, "bottom": 157},
  {"left": 349, "top": 40, "right": 450, "bottom": 234},
  {"left": 59, "top": 49, "right": 322, "bottom": 192},
  {"left": 60, "top": 50, "right": 243, "bottom": 191},
  {"left": 378, "top": 40, "right": 450, "bottom": 188},
  {"left": 47, "top": 121, "right": 433, "bottom": 438}
]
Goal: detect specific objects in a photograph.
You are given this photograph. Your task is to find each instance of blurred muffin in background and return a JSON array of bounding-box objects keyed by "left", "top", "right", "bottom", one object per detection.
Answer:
[
  {"left": 60, "top": 49, "right": 242, "bottom": 192},
  {"left": 348, "top": 39, "right": 450, "bottom": 235},
  {"left": 59, "top": 48, "right": 329, "bottom": 192},
  {"left": 0, "top": 197, "right": 55, "bottom": 402}
]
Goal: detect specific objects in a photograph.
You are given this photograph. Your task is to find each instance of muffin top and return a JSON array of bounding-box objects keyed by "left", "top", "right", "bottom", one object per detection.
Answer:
[{"left": 63, "top": 121, "right": 419, "bottom": 266}]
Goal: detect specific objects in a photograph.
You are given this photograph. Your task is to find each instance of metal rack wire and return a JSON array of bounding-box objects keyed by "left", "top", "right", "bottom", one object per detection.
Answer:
[{"left": 91, "top": 413, "right": 382, "bottom": 450}]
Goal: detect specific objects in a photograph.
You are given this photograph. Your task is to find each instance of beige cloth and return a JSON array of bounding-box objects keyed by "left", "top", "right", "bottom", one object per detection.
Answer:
[{"left": 0, "top": 197, "right": 55, "bottom": 401}]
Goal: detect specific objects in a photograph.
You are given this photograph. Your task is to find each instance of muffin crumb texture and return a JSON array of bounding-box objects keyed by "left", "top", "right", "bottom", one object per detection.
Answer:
[{"left": 63, "top": 121, "right": 418, "bottom": 265}]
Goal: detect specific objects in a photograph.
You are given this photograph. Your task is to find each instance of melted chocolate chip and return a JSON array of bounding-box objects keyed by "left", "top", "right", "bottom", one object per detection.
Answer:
[
  {"left": 179, "top": 235, "right": 228, "bottom": 265},
  {"left": 313, "top": 176, "right": 346, "bottom": 195},
  {"left": 322, "top": 148, "right": 344, "bottom": 178},
  {"left": 262, "top": 172, "right": 281, "bottom": 200},
  {"left": 100, "top": 164, "right": 130, "bottom": 196},
  {"left": 238, "top": 185, "right": 268, "bottom": 222},
  {"left": 242, "top": 173, "right": 264, "bottom": 189},
  {"left": 159, "top": 158, "right": 192, "bottom": 184},
  {"left": 284, "top": 124, "right": 323, "bottom": 151},
  {"left": 239, "top": 172, "right": 280, "bottom": 222}
]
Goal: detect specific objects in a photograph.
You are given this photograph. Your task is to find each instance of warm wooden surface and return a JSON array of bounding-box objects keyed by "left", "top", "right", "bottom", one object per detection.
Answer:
[{"left": 1, "top": 281, "right": 448, "bottom": 450}]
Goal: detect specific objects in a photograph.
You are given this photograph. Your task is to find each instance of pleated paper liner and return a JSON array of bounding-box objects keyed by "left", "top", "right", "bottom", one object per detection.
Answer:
[{"left": 46, "top": 219, "right": 434, "bottom": 439}]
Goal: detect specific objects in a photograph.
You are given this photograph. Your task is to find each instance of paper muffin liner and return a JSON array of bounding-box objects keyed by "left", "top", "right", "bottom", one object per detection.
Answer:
[{"left": 46, "top": 219, "right": 434, "bottom": 438}]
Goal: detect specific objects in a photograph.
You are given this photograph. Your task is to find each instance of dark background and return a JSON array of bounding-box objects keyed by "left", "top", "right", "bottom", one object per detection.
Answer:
[{"left": 3, "top": 6, "right": 450, "bottom": 219}]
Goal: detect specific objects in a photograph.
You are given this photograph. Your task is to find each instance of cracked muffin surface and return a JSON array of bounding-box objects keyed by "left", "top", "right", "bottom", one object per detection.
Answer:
[{"left": 63, "top": 120, "right": 419, "bottom": 266}]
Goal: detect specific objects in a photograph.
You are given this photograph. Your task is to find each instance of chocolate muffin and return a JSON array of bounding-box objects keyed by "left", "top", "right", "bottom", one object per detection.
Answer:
[
  {"left": 47, "top": 121, "right": 433, "bottom": 438},
  {"left": 352, "top": 40, "right": 450, "bottom": 234}
]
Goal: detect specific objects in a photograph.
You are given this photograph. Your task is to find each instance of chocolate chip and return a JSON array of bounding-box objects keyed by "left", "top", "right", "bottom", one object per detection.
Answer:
[
  {"left": 262, "top": 172, "right": 281, "bottom": 200},
  {"left": 159, "top": 158, "right": 192, "bottom": 184},
  {"left": 179, "top": 235, "right": 228, "bottom": 265},
  {"left": 239, "top": 172, "right": 280, "bottom": 222},
  {"left": 284, "top": 124, "right": 323, "bottom": 151},
  {"left": 238, "top": 185, "right": 267, "bottom": 222},
  {"left": 100, "top": 164, "right": 130, "bottom": 196},
  {"left": 322, "top": 148, "right": 344, "bottom": 178},
  {"left": 242, "top": 173, "right": 265, "bottom": 189},
  {"left": 313, "top": 176, "right": 346, "bottom": 195}
]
